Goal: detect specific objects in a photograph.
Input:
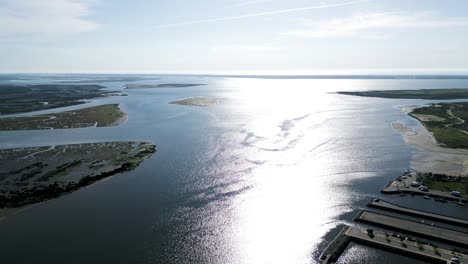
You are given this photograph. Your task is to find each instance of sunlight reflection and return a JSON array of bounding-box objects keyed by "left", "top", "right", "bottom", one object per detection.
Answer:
[{"left": 220, "top": 78, "right": 359, "bottom": 263}]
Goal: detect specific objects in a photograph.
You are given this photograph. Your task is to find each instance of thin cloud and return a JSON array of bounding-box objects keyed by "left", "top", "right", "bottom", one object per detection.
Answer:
[
  {"left": 234, "top": 0, "right": 275, "bottom": 8},
  {"left": 211, "top": 44, "right": 282, "bottom": 53},
  {"left": 157, "top": 0, "right": 371, "bottom": 28},
  {"left": 0, "top": 0, "right": 98, "bottom": 36},
  {"left": 283, "top": 11, "right": 468, "bottom": 38}
]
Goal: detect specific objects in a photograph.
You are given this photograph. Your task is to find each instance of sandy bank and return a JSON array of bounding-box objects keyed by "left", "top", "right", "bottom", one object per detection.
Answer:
[
  {"left": 392, "top": 122, "right": 468, "bottom": 175},
  {"left": 170, "top": 96, "right": 220, "bottom": 107}
]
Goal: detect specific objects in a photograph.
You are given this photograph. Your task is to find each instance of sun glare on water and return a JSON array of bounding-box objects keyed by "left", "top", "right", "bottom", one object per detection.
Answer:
[{"left": 216, "top": 78, "right": 357, "bottom": 263}]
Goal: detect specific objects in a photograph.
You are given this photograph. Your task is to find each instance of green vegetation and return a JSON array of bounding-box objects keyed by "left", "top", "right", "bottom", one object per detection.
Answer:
[
  {"left": 338, "top": 88, "right": 468, "bottom": 100},
  {"left": 409, "top": 103, "right": 468, "bottom": 149},
  {"left": 418, "top": 172, "right": 467, "bottom": 195},
  {"left": 0, "top": 84, "right": 118, "bottom": 115},
  {"left": 91, "top": 104, "right": 126, "bottom": 126},
  {"left": 0, "top": 104, "right": 125, "bottom": 130}
]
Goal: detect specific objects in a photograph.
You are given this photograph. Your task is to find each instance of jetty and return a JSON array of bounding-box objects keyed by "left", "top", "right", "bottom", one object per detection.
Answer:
[
  {"left": 319, "top": 226, "right": 468, "bottom": 264},
  {"left": 355, "top": 211, "right": 468, "bottom": 248},
  {"left": 368, "top": 199, "right": 468, "bottom": 227}
]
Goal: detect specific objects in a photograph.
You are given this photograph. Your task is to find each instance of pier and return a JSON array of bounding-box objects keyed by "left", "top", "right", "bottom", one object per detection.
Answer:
[
  {"left": 319, "top": 226, "right": 468, "bottom": 264},
  {"left": 368, "top": 199, "right": 468, "bottom": 227},
  {"left": 355, "top": 211, "right": 468, "bottom": 248}
]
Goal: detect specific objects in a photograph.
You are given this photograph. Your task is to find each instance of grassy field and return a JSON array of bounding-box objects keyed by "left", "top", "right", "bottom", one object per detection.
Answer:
[
  {"left": 338, "top": 88, "right": 468, "bottom": 100},
  {"left": 409, "top": 103, "right": 468, "bottom": 149},
  {"left": 424, "top": 179, "right": 467, "bottom": 193},
  {"left": 419, "top": 173, "right": 467, "bottom": 194}
]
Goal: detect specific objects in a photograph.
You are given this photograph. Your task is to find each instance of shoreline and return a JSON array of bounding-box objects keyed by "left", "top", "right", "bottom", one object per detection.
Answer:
[
  {"left": 0, "top": 104, "right": 128, "bottom": 130},
  {"left": 0, "top": 176, "right": 114, "bottom": 220},
  {"left": 392, "top": 121, "right": 468, "bottom": 175},
  {"left": 0, "top": 141, "right": 156, "bottom": 217}
]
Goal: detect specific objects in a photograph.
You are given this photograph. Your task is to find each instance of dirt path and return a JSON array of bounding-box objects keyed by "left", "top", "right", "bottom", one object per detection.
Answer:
[
  {"left": 446, "top": 107, "right": 464, "bottom": 127},
  {"left": 445, "top": 107, "right": 468, "bottom": 136}
]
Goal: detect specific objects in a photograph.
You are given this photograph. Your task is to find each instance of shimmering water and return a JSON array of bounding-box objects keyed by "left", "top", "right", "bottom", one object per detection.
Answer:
[{"left": 0, "top": 75, "right": 467, "bottom": 263}]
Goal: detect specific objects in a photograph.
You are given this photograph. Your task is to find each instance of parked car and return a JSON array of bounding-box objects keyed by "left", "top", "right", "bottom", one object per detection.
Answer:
[
  {"left": 451, "top": 191, "right": 462, "bottom": 197},
  {"left": 418, "top": 186, "right": 429, "bottom": 192}
]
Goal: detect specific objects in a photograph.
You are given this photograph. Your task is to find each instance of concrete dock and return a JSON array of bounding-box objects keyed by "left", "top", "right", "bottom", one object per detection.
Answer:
[
  {"left": 320, "top": 226, "right": 468, "bottom": 264},
  {"left": 368, "top": 199, "right": 468, "bottom": 227},
  {"left": 356, "top": 211, "right": 468, "bottom": 248}
]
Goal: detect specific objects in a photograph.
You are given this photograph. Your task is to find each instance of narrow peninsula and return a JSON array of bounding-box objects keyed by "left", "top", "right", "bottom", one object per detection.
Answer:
[
  {"left": 0, "top": 104, "right": 127, "bottom": 130},
  {"left": 0, "top": 84, "right": 120, "bottom": 115}
]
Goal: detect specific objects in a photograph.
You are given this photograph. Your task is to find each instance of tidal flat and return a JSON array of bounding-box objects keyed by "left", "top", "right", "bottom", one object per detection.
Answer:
[
  {"left": 409, "top": 102, "right": 468, "bottom": 149},
  {"left": 0, "top": 104, "right": 127, "bottom": 130},
  {"left": 0, "top": 142, "right": 156, "bottom": 211}
]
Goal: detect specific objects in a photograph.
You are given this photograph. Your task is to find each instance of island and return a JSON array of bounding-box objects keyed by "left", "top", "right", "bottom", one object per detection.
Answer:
[
  {"left": 125, "top": 83, "right": 205, "bottom": 89},
  {"left": 0, "top": 84, "right": 119, "bottom": 115},
  {"left": 338, "top": 88, "right": 468, "bottom": 100},
  {"left": 169, "top": 96, "right": 220, "bottom": 106},
  {"left": 0, "top": 104, "right": 127, "bottom": 130},
  {"left": 0, "top": 141, "right": 156, "bottom": 210}
]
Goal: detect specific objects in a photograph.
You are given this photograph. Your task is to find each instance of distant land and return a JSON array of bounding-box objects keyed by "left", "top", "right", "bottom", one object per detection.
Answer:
[
  {"left": 338, "top": 88, "right": 468, "bottom": 100},
  {"left": 0, "top": 84, "right": 120, "bottom": 115},
  {"left": 55, "top": 76, "right": 159, "bottom": 84},
  {"left": 339, "top": 88, "right": 468, "bottom": 149},
  {"left": 170, "top": 96, "right": 220, "bottom": 106},
  {"left": 125, "top": 83, "right": 205, "bottom": 89},
  {"left": 0, "top": 104, "right": 126, "bottom": 130}
]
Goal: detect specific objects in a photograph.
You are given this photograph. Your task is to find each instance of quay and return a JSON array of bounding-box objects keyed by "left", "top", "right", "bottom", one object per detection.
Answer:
[
  {"left": 368, "top": 199, "right": 468, "bottom": 227},
  {"left": 319, "top": 226, "right": 468, "bottom": 264},
  {"left": 355, "top": 211, "right": 468, "bottom": 248}
]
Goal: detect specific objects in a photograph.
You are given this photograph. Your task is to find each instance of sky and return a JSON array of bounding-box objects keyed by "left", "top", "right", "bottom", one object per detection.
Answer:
[{"left": 1, "top": 0, "right": 468, "bottom": 74}]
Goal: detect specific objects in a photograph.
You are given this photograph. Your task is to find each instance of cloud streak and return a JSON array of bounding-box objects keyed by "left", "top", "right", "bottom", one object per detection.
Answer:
[
  {"left": 283, "top": 11, "right": 468, "bottom": 38},
  {"left": 157, "top": 0, "right": 371, "bottom": 28},
  {"left": 0, "top": 0, "right": 98, "bottom": 36},
  {"left": 211, "top": 44, "right": 282, "bottom": 53}
]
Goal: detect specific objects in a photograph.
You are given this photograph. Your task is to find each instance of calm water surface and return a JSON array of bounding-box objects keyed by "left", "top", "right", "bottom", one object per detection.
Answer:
[{"left": 0, "top": 75, "right": 467, "bottom": 263}]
